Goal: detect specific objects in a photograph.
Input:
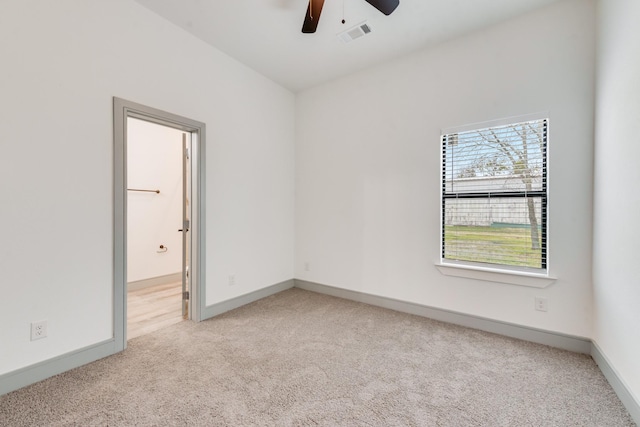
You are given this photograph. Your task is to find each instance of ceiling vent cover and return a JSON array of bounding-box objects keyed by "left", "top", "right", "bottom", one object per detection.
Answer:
[{"left": 338, "top": 22, "right": 371, "bottom": 43}]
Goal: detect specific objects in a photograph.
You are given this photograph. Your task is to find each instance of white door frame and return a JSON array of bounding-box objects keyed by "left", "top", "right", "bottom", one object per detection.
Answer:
[{"left": 113, "top": 97, "right": 206, "bottom": 351}]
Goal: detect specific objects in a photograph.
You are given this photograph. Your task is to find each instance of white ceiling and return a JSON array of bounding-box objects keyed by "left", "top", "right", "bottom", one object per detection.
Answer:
[{"left": 133, "top": 0, "right": 562, "bottom": 92}]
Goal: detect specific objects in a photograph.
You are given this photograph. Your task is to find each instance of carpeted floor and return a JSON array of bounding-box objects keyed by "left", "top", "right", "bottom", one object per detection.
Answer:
[{"left": 0, "top": 288, "right": 635, "bottom": 426}]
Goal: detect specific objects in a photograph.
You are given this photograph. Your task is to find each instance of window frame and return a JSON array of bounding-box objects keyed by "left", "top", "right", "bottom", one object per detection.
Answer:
[{"left": 440, "top": 115, "right": 549, "bottom": 276}]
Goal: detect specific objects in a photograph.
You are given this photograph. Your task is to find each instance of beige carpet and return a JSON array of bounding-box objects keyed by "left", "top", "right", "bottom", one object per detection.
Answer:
[{"left": 0, "top": 288, "right": 635, "bottom": 426}]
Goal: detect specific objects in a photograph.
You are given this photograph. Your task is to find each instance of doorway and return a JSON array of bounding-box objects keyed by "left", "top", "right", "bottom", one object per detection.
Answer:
[
  {"left": 126, "top": 118, "right": 190, "bottom": 339},
  {"left": 113, "top": 98, "right": 206, "bottom": 351}
]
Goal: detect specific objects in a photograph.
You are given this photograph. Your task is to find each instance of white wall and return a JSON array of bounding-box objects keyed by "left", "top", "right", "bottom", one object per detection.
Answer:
[
  {"left": 593, "top": 0, "right": 640, "bottom": 405},
  {"left": 0, "top": 0, "right": 294, "bottom": 375},
  {"left": 127, "top": 118, "right": 183, "bottom": 283},
  {"left": 295, "top": 0, "right": 596, "bottom": 337}
]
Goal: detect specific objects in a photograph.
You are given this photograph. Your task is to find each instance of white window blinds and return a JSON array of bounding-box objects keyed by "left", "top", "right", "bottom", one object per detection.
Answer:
[{"left": 441, "top": 118, "right": 548, "bottom": 270}]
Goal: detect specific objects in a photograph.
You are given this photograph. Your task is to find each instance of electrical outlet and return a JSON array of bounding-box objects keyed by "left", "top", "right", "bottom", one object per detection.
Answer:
[
  {"left": 228, "top": 274, "right": 236, "bottom": 286},
  {"left": 304, "top": 262, "right": 310, "bottom": 272},
  {"left": 31, "top": 321, "right": 48, "bottom": 341},
  {"left": 535, "top": 297, "right": 548, "bottom": 312}
]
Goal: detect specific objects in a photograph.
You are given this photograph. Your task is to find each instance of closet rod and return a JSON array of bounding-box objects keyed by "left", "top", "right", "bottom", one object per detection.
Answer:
[{"left": 127, "top": 188, "right": 160, "bottom": 194}]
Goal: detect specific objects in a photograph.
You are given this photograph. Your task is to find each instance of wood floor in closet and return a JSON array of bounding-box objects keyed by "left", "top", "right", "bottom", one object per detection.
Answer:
[{"left": 127, "top": 281, "right": 183, "bottom": 340}]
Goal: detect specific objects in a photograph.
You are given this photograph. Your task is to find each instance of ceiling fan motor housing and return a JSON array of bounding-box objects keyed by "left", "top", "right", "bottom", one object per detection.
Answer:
[{"left": 302, "top": 0, "right": 399, "bottom": 34}]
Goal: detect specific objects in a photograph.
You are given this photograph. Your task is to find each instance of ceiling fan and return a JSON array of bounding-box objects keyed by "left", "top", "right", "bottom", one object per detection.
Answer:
[{"left": 302, "top": 0, "right": 399, "bottom": 33}]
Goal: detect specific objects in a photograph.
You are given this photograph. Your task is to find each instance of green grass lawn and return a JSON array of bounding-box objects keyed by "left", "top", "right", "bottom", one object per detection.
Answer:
[{"left": 444, "top": 225, "right": 542, "bottom": 268}]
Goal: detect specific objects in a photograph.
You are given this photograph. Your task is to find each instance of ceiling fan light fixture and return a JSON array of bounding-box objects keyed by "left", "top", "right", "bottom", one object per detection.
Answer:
[{"left": 338, "top": 21, "right": 372, "bottom": 43}]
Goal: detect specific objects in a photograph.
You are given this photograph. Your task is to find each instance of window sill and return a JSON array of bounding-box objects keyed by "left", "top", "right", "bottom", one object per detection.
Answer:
[{"left": 435, "top": 263, "right": 556, "bottom": 288}]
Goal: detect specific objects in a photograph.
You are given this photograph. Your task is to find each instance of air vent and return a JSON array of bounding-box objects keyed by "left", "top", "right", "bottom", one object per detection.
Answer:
[{"left": 338, "top": 22, "right": 371, "bottom": 43}]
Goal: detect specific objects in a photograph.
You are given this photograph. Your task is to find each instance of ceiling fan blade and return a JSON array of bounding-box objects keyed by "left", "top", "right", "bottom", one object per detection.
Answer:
[
  {"left": 363, "top": 0, "right": 399, "bottom": 15},
  {"left": 302, "top": 0, "right": 325, "bottom": 33}
]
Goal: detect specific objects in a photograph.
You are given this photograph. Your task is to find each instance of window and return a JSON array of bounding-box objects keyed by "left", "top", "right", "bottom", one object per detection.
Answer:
[{"left": 441, "top": 117, "right": 547, "bottom": 272}]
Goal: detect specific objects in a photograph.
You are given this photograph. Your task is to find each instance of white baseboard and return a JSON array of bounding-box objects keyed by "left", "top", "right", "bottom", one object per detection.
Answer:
[
  {"left": 127, "top": 272, "right": 182, "bottom": 291},
  {"left": 294, "top": 279, "right": 591, "bottom": 353},
  {"left": 200, "top": 279, "right": 295, "bottom": 320},
  {"left": 591, "top": 341, "right": 640, "bottom": 425},
  {"left": 0, "top": 339, "right": 116, "bottom": 396}
]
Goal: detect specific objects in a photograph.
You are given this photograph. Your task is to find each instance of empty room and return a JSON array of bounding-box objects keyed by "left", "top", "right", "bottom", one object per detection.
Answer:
[{"left": 0, "top": 0, "right": 638, "bottom": 425}]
